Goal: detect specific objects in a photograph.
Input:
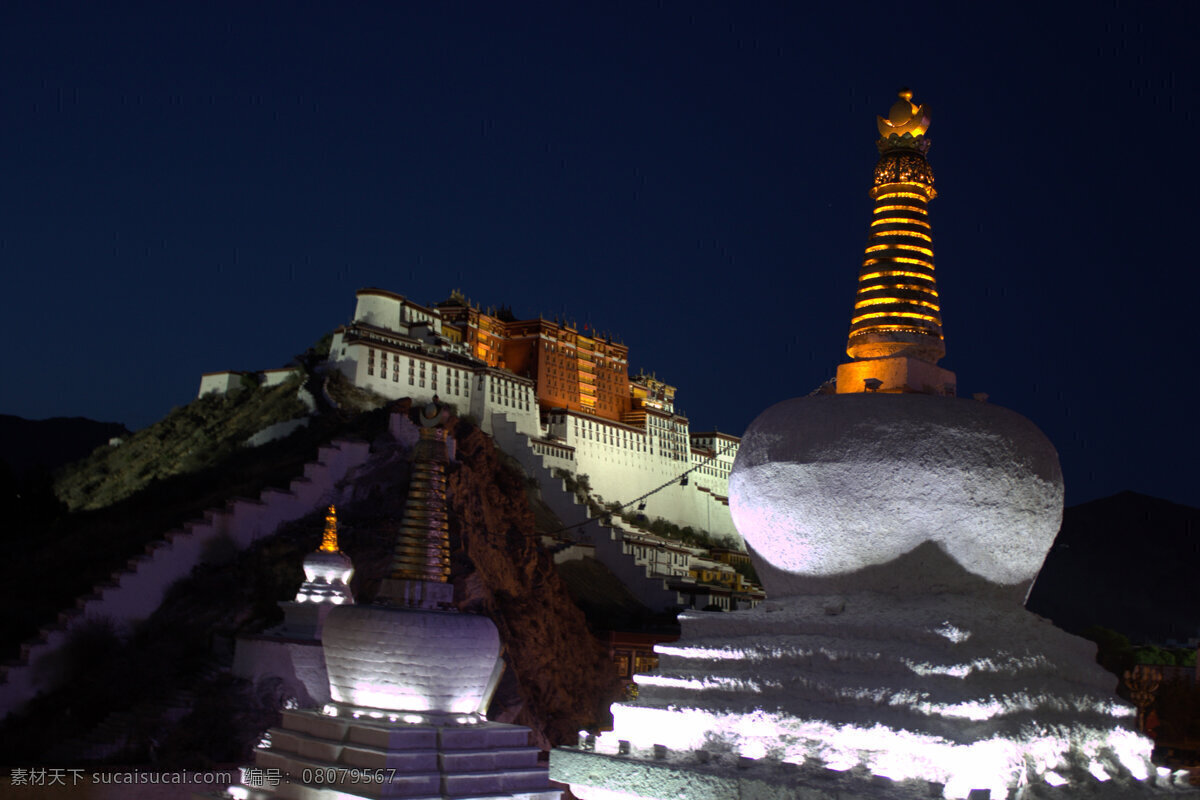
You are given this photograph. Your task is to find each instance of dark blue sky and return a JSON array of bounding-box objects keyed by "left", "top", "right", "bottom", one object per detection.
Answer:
[{"left": 1, "top": 2, "right": 1195, "bottom": 508}]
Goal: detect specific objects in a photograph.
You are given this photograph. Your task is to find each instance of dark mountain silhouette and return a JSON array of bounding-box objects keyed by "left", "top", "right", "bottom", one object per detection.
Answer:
[
  {"left": 1027, "top": 491, "right": 1200, "bottom": 645},
  {"left": 0, "top": 414, "right": 129, "bottom": 478}
]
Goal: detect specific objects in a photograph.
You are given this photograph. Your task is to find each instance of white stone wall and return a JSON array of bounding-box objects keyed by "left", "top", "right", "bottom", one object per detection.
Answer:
[
  {"left": 545, "top": 411, "right": 738, "bottom": 539},
  {"left": 353, "top": 291, "right": 405, "bottom": 331},
  {"left": 398, "top": 302, "right": 442, "bottom": 334},
  {"left": 688, "top": 434, "right": 739, "bottom": 498},
  {"left": 621, "top": 532, "right": 700, "bottom": 579},
  {"left": 330, "top": 339, "right": 539, "bottom": 437},
  {"left": 352, "top": 290, "right": 446, "bottom": 337},
  {"left": 262, "top": 367, "right": 301, "bottom": 387},
  {"left": 471, "top": 370, "right": 538, "bottom": 436},
  {"left": 232, "top": 636, "right": 331, "bottom": 707},
  {"left": 530, "top": 438, "right": 575, "bottom": 473},
  {"left": 197, "top": 371, "right": 247, "bottom": 397}
]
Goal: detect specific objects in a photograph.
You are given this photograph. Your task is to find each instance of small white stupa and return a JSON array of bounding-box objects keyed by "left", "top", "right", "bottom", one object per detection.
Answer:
[
  {"left": 224, "top": 403, "right": 560, "bottom": 800},
  {"left": 550, "top": 91, "right": 1184, "bottom": 799},
  {"left": 279, "top": 505, "right": 354, "bottom": 637},
  {"left": 231, "top": 505, "right": 356, "bottom": 708}
]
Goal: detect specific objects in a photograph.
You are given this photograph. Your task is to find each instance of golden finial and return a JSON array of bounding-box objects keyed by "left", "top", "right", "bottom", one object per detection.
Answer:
[
  {"left": 321, "top": 505, "right": 340, "bottom": 553},
  {"left": 877, "top": 87, "right": 931, "bottom": 139}
]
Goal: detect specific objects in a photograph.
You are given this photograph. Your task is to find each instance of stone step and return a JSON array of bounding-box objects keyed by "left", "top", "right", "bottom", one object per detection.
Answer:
[
  {"left": 57, "top": 608, "right": 82, "bottom": 626},
  {"left": 442, "top": 766, "right": 551, "bottom": 796}
]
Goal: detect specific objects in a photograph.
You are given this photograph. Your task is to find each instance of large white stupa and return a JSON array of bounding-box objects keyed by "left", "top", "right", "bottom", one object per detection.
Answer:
[{"left": 549, "top": 91, "right": 1186, "bottom": 799}]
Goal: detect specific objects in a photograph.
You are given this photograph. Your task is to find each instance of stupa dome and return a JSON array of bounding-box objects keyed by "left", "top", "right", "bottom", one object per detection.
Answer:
[
  {"left": 302, "top": 549, "right": 353, "bottom": 580},
  {"left": 297, "top": 550, "right": 354, "bottom": 602},
  {"left": 729, "top": 393, "right": 1063, "bottom": 600},
  {"left": 322, "top": 605, "right": 500, "bottom": 714}
]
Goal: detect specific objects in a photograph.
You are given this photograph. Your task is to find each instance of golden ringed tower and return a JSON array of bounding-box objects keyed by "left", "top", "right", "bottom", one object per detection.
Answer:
[{"left": 837, "top": 88, "right": 956, "bottom": 395}]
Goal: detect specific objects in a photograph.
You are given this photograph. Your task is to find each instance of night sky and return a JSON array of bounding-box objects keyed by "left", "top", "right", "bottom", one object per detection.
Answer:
[{"left": 1, "top": 3, "right": 1195, "bottom": 509}]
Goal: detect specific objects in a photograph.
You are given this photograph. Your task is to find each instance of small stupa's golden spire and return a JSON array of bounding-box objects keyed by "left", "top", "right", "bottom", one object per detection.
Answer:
[{"left": 320, "top": 505, "right": 340, "bottom": 553}]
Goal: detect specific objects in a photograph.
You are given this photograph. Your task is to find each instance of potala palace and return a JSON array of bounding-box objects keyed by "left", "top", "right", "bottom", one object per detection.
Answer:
[{"left": 200, "top": 287, "right": 740, "bottom": 544}]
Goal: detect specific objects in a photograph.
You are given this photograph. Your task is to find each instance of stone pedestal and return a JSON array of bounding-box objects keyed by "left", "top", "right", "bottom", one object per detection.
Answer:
[
  {"left": 223, "top": 709, "right": 558, "bottom": 799},
  {"left": 552, "top": 746, "right": 1186, "bottom": 800},
  {"left": 217, "top": 597, "right": 559, "bottom": 799},
  {"left": 553, "top": 593, "right": 1175, "bottom": 799},
  {"left": 836, "top": 356, "right": 955, "bottom": 396}
]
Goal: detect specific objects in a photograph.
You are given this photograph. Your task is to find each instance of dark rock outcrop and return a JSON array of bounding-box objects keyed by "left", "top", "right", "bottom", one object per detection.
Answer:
[{"left": 444, "top": 421, "right": 620, "bottom": 749}]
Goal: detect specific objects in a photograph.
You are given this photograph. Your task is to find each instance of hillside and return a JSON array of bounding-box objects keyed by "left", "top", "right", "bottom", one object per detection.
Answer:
[
  {"left": 0, "top": 395, "right": 619, "bottom": 765},
  {"left": 1027, "top": 491, "right": 1200, "bottom": 645},
  {"left": 53, "top": 377, "right": 309, "bottom": 511},
  {"left": 0, "top": 377, "right": 394, "bottom": 664}
]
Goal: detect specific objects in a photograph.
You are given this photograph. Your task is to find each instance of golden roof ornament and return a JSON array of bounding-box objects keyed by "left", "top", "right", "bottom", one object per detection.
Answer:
[
  {"left": 320, "top": 505, "right": 340, "bottom": 553},
  {"left": 876, "top": 88, "right": 932, "bottom": 155},
  {"left": 877, "top": 88, "right": 930, "bottom": 138}
]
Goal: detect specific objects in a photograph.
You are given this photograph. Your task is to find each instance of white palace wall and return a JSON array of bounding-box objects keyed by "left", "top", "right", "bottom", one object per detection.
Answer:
[
  {"left": 328, "top": 335, "right": 539, "bottom": 437},
  {"left": 545, "top": 412, "right": 737, "bottom": 539}
]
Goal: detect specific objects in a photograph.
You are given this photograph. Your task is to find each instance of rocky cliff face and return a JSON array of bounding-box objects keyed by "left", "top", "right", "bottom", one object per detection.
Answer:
[{"left": 445, "top": 421, "right": 619, "bottom": 749}]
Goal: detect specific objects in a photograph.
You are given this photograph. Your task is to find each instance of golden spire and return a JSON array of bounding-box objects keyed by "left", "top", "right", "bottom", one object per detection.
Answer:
[
  {"left": 835, "top": 89, "right": 956, "bottom": 396},
  {"left": 847, "top": 88, "right": 944, "bottom": 364},
  {"left": 321, "top": 505, "right": 340, "bottom": 553}
]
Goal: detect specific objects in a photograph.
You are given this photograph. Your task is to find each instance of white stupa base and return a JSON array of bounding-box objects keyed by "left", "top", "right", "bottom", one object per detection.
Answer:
[
  {"left": 552, "top": 596, "right": 1185, "bottom": 800},
  {"left": 216, "top": 708, "right": 560, "bottom": 799},
  {"left": 553, "top": 747, "right": 1189, "bottom": 800}
]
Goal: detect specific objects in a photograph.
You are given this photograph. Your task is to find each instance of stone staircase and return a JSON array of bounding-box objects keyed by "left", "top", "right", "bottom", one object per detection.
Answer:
[
  {"left": 490, "top": 415, "right": 685, "bottom": 612},
  {"left": 0, "top": 437, "right": 372, "bottom": 721}
]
